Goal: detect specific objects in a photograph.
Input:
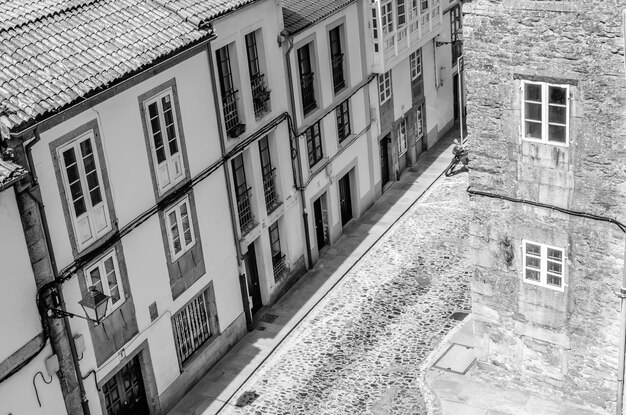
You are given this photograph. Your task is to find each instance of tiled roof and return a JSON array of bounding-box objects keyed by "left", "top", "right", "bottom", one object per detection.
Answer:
[
  {"left": 282, "top": 0, "right": 354, "bottom": 35},
  {"left": 0, "top": 0, "right": 254, "bottom": 132},
  {"left": 0, "top": 159, "right": 26, "bottom": 189}
]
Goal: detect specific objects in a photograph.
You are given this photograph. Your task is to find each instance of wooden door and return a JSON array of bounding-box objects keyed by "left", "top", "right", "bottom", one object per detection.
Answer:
[
  {"left": 339, "top": 173, "right": 353, "bottom": 226},
  {"left": 102, "top": 356, "right": 149, "bottom": 415}
]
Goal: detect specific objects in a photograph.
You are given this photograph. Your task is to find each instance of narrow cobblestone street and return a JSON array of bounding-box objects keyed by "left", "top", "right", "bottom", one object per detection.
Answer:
[{"left": 222, "top": 173, "right": 471, "bottom": 414}]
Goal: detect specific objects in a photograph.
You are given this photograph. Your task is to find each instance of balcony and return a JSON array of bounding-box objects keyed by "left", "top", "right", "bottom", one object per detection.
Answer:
[
  {"left": 251, "top": 74, "right": 271, "bottom": 120},
  {"left": 331, "top": 53, "right": 345, "bottom": 93},
  {"left": 272, "top": 254, "right": 286, "bottom": 281},
  {"left": 236, "top": 187, "right": 254, "bottom": 234},
  {"left": 222, "top": 90, "right": 245, "bottom": 138},
  {"left": 262, "top": 167, "right": 279, "bottom": 213},
  {"left": 300, "top": 72, "right": 317, "bottom": 115},
  {"left": 371, "top": 0, "right": 442, "bottom": 73}
]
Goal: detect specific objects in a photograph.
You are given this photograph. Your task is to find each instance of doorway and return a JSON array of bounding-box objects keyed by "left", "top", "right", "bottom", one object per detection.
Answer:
[
  {"left": 244, "top": 242, "right": 262, "bottom": 315},
  {"left": 313, "top": 194, "right": 328, "bottom": 250},
  {"left": 453, "top": 73, "right": 460, "bottom": 122},
  {"left": 102, "top": 356, "right": 149, "bottom": 415},
  {"left": 338, "top": 173, "right": 353, "bottom": 226},
  {"left": 380, "top": 136, "right": 390, "bottom": 188}
]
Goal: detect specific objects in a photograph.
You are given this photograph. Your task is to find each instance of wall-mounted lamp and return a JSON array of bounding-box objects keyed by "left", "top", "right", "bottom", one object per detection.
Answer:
[{"left": 47, "top": 286, "right": 110, "bottom": 326}]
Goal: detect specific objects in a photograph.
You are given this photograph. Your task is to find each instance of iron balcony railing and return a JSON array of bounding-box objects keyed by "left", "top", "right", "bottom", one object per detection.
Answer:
[
  {"left": 222, "top": 89, "right": 241, "bottom": 136},
  {"left": 300, "top": 72, "right": 316, "bottom": 114},
  {"left": 263, "top": 167, "right": 278, "bottom": 212},
  {"left": 236, "top": 187, "right": 254, "bottom": 232},
  {"left": 272, "top": 254, "right": 286, "bottom": 281},
  {"left": 331, "top": 53, "right": 345, "bottom": 93},
  {"left": 251, "top": 74, "right": 271, "bottom": 119}
]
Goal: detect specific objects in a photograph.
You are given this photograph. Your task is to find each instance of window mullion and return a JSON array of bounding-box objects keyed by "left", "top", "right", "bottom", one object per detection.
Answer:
[
  {"left": 158, "top": 97, "right": 171, "bottom": 165},
  {"left": 542, "top": 84, "right": 548, "bottom": 142}
]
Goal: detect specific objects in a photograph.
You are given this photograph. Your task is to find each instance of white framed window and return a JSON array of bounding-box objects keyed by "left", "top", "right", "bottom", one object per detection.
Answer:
[
  {"left": 416, "top": 104, "right": 424, "bottom": 139},
  {"left": 381, "top": 1, "right": 394, "bottom": 35},
  {"left": 410, "top": 48, "right": 422, "bottom": 80},
  {"left": 522, "top": 240, "right": 565, "bottom": 291},
  {"left": 378, "top": 71, "right": 392, "bottom": 104},
  {"left": 397, "top": 0, "right": 406, "bottom": 26},
  {"left": 410, "top": 0, "right": 419, "bottom": 18},
  {"left": 521, "top": 81, "right": 569, "bottom": 145},
  {"left": 85, "top": 250, "right": 125, "bottom": 314},
  {"left": 165, "top": 196, "right": 196, "bottom": 261},
  {"left": 144, "top": 89, "right": 185, "bottom": 194},
  {"left": 421, "top": 0, "right": 429, "bottom": 13},
  {"left": 397, "top": 118, "right": 408, "bottom": 156},
  {"left": 58, "top": 131, "right": 111, "bottom": 251}
]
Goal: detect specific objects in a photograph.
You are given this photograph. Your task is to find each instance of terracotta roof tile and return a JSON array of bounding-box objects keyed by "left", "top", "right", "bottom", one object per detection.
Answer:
[
  {"left": 0, "top": 159, "right": 26, "bottom": 189},
  {"left": 281, "top": 0, "right": 354, "bottom": 35}
]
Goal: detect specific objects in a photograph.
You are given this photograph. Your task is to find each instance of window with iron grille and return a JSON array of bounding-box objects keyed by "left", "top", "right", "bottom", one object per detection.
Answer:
[
  {"left": 172, "top": 286, "right": 216, "bottom": 364},
  {"left": 259, "top": 136, "right": 278, "bottom": 211},
  {"left": 306, "top": 122, "right": 323, "bottom": 167},
  {"left": 298, "top": 44, "right": 317, "bottom": 114},
  {"left": 397, "top": 117, "right": 408, "bottom": 156},
  {"left": 269, "top": 221, "right": 286, "bottom": 281},
  {"left": 410, "top": 48, "right": 422, "bottom": 80},
  {"left": 232, "top": 154, "right": 253, "bottom": 231},
  {"left": 522, "top": 240, "right": 565, "bottom": 291},
  {"left": 164, "top": 196, "right": 196, "bottom": 262},
  {"left": 216, "top": 45, "right": 241, "bottom": 135},
  {"left": 450, "top": 5, "right": 462, "bottom": 64},
  {"left": 329, "top": 26, "right": 346, "bottom": 94},
  {"left": 336, "top": 99, "right": 351, "bottom": 143},
  {"left": 58, "top": 131, "right": 112, "bottom": 250},
  {"left": 246, "top": 30, "right": 271, "bottom": 119},
  {"left": 378, "top": 71, "right": 392, "bottom": 104},
  {"left": 85, "top": 249, "right": 125, "bottom": 315},
  {"left": 397, "top": 0, "right": 406, "bottom": 26}
]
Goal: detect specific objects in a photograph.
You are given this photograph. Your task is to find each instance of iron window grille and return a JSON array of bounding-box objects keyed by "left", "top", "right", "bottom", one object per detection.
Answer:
[
  {"left": 298, "top": 44, "right": 317, "bottom": 114},
  {"left": 329, "top": 27, "right": 345, "bottom": 93},
  {"left": 251, "top": 74, "right": 271, "bottom": 119},
  {"left": 336, "top": 99, "right": 351, "bottom": 143},
  {"left": 172, "top": 289, "right": 212, "bottom": 363},
  {"left": 306, "top": 122, "right": 323, "bottom": 167},
  {"left": 259, "top": 136, "right": 278, "bottom": 212}
]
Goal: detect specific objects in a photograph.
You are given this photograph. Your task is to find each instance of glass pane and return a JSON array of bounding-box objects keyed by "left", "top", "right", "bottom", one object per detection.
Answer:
[
  {"left": 525, "top": 243, "right": 540, "bottom": 255},
  {"left": 89, "top": 267, "right": 103, "bottom": 292},
  {"left": 524, "top": 103, "right": 542, "bottom": 121},
  {"left": 547, "top": 248, "right": 562, "bottom": 261},
  {"left": 525, "top": 122, "right": 542, "bottom": 139},
  {"left": 549, "top": 86, "right": 566, "bottom": 105},
  {"left": 525, "top": 256, "right": 540, "bottom": 269},
  {"left": 524, "top": 83, "right": 541, "bottom": 102},
  {"left": 525, "top": 269, "right": 540, "bottom": 282},
  {"left": 548, "top": 125, "right": 566, "bottom": 143},
  {"left": 181, "top": 203, "right": 192, "bottom": 245},
  {"left": 548, "top": 261, "right": 562, "bottom": 274},
  {"left": 547, "top": 274, "right": 562, "bottom": 287},
  {"left": 169, "top": 212, "right": 181, "bottom": 254},
  {"left": 549, "top": 105, "right": 566, "bottom": 125}
]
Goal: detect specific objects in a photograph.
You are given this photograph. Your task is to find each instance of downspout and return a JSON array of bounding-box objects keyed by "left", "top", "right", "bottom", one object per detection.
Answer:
[
  {"left": 205, "top": 39, "right": 253, "bottom": 330},
  {"left": 24, "top": 130, "right": 91, "bottom": 415},
  {"left": 285, "top": 36, "right": 313, "bottom": 270}
]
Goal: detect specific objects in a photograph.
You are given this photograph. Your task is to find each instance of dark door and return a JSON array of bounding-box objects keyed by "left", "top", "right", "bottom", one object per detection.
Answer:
[
  {"left": 453, "top": 73, "right": 460, "bottom": 121},
  {"left": 102, "top": 356, "right": 149, "bottom": 415},
  {"left": 380, "top": 137, "right": 390, "bottom": 187},
  {"left": 245, "top": 243, "right": 262, "bottom": 315},
  {"left": 339, "top": 173, "right": 353, "bottom": 226},
  {"left": 313, "top": 197, "right": 326, "bottom": 250}
]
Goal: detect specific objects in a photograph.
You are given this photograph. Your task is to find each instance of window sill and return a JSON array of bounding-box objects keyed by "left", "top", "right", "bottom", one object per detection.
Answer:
[
  {"left": 522, "top": 279, "right": 565, "bottom": 293},
  {"left": 521, "top": 137, "right": 569, "bottom": 148},
  {"left": 308, "top": 157, "right": 330, "bottom": 176}
]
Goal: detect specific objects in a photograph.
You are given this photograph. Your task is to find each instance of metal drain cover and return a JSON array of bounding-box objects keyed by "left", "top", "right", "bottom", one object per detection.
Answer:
[
  {"left": 432, "top": 343, "right": 476, "bottom": 374},
  {"left": 261, "top": 313, "right": 279, "bottom": 323}
]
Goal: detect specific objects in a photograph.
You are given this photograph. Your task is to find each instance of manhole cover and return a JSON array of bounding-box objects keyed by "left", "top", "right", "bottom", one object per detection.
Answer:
[
  {"left": 235, "top": 391, "right": 260, "bottom": 407},
  {"left": 261, "top": 313, "right": 279, "bottom": 324},
  {"left": 432, "top": 343, "right": 476, "bottom": 374}
]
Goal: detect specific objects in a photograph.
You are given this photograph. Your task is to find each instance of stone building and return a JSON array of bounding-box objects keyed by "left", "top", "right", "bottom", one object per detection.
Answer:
[{"left": 465, "top": 1, "right": 626, "bottom": 412}]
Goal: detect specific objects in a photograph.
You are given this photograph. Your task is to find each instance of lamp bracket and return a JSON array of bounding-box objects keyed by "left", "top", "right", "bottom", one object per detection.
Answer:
[{"left": 47, "top": 308, "right": 91, "bottom": 323}]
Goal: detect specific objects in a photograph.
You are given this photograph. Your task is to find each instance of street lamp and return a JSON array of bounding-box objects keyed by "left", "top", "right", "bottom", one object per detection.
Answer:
[{"left": 47, "top": 286, "right": 110, "bottom": 326}]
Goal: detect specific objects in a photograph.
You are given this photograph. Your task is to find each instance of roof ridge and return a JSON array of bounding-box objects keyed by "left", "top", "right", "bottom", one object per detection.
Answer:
[
  {"left": 147, "top": 0, "right": 205, "bottom": 29},
  {"left": 0, "top": 0, "right": 103, "bottom": 33}
]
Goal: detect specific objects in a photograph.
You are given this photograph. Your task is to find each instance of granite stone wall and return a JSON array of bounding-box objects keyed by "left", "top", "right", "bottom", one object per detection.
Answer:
[{"left": 465, "top": 0, "right": 626, "bottom": 411}]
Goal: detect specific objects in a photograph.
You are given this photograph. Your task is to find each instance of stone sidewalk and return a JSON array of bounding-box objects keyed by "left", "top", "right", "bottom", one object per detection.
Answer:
[
  {"left": 168, "top": 129, "right": 462, "bottom": 415},
  {"left": 425, "top": 317, "right": 607, "bottom": 415}
]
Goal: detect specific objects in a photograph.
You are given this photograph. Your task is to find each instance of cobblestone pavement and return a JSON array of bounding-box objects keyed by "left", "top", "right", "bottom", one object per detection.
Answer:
[{"left": 223, "top": 173, "right": 471, "bottom": 415}]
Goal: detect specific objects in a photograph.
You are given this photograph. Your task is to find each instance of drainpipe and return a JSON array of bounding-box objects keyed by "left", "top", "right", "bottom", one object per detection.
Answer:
[
  {"left": 285, "top": 36, "right": 313, "bottom": 270},
  {"left": 205, "top": 40, "right": 253, "bottom": 330},
  {"left": 23, "top": 130, "right": 91, "bottom": 415}
]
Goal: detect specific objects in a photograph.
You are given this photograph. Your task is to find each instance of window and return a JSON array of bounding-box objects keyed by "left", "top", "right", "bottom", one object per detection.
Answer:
[
  {"left": 329, "top": 26, "right": 346, "bottom": 93},
  {"left": 336, "top": 100, "right": 351, "bottom": 143},
  {"left": 306, "top": 122, "right": 323, "bottom": 167},
  {"left": 245, "top": 31, "right": 260, "bottom": 80},
  {"left": 58, "top": 131, "right": 111, "bottom": 250},
  {"left": 421, "top": 0, "right": 428, "bottom": 13},
  {"left": 411, "top": 0, "right": 419, "bottom": 17},
  {"left": 269, "top": 221, "right": 286, "bottom": 280},
  {"left": 246, "top": 31, "right": 271, "bottom": 119},
  {"left": 416, "top": 104, "right": 425, "bottom": 139},
  {"left": 410, "top": 48, "right": 422, "bottom": 80},
  {"left": 451, "top": 5, "right": 462, "bottom": 64},
  {"left": 522, "top": 81, "right": 569, "bottom": 144},
  {"left": 164, "top": 197, "right": 196, "bottom": 262},
  {"left": 397, "top": 118, "right": 408, "bottom": 156},
  {"left": 381, "top": 1, "right": 394, "bottom": 35},
  {"left": 217, "top": 45, "right": 242, "bottom": 137},
  {"left": 144, "top": 90, "right": 185, "bottom": 194},
  {"left": 378, "top": 71, "right": 392, "bottom": 104},
  {"left": 232, "top": 155, "right": 253, "bottom": 231},
  {"left": 259, "top": 137, "right": 278, "bottom": 211},
  {"left": 371, "top": 8, "right": 380, "bottom": 52},
  {"left": 85, "top": 250, "right": 125, "bottom": 315},
  {"left": 397, "top": 0, "right": 406, "bottom": 26},
  {"left": 172, "top": 287, "right": 216, "bottom": 364},
  {"left": 298, "top": 44, "right": 317, "bottom": 114},
  {"left": 522, "top": 241, "right": 565, "bottom": 290}
]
